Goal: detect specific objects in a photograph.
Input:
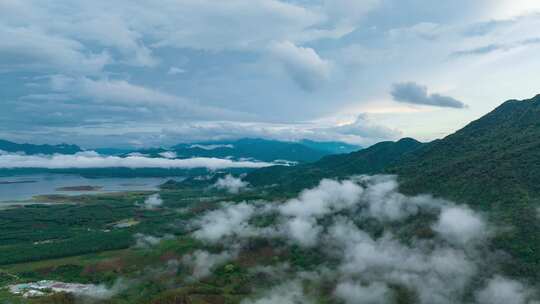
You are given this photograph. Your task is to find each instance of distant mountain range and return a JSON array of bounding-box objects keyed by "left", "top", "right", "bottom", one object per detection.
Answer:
[
  {"left": 119, "top": 138, "right": 360, "bottom": 163},
  {"left": 0, "top": 139, "right": 82, "bottom": 155},
  {"left": 248, "top": 94, "right": 540, "bottom": 201},
  {"left": 246, "top": 137, "right": 422, "bottom": 189},
  {"left": 171, "top": 138, "right": 361, "bottom": 163},
  {"left": 247, "top": 94, "right": 540, "bottom": 279},
  {"left": 0, "top": 138, "right": 362, "bottom": 163}
]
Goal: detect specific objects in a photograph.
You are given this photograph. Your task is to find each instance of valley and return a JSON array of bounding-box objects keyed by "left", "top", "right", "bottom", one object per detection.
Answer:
[{"left": 1, "top": 98, "right": 540, "bottom": 303}]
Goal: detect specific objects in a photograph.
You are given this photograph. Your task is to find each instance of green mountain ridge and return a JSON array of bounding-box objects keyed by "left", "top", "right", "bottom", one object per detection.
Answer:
[
  {"left": 246, "top": 137, "right": 422, "bottom": 189},
  {"left": 246, "top": 94, "right": 540, "bottom": 279},
  {"left": 392, "top": 94, "right": 540, "bottom": 204}
]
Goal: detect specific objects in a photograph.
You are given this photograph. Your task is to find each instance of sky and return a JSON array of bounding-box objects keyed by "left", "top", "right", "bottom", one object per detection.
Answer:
[{"left": 1, "top": 0, "right": 540, "bottom": 148}]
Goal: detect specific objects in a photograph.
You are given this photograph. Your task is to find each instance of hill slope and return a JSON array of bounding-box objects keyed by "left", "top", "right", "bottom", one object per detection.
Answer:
[
  {"left": 389, "top": 95, "right": 540, "bottom": 278},
  {"left": 247, "top": 94, "right": 540, "bottom": 278},
  {"left": 392, "top": 94, "right": 540, "bottom": 205},
  {"left": 246, "top": 138, "right": 422, "bottom": 190}
]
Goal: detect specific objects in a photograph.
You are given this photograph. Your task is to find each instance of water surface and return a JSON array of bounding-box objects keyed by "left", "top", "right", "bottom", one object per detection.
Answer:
[{"left": 0, "top": 174, "right": 178, "bottom": 202}]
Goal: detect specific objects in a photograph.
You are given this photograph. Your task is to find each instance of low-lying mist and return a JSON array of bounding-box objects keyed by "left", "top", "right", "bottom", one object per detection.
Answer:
[
  {"left": 0, "top": 151, "right": 275, "bottom": 170},
  {"left": 182, "top": 175, "right": 538, "bottom": 304}
]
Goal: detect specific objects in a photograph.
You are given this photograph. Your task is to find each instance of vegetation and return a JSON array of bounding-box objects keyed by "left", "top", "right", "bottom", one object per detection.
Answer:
[
  {"left": 245, "top": 137, "right": 422, "bottom": 191},
  {"left": 246, "top": 94, "right": 540, "bottom": 281},
  {"left": 2, "top": 95, "right": 540, "bottom": 302}
]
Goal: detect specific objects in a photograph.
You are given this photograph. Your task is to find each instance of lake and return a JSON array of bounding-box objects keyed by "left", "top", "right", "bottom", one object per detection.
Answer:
[{"left": 0, "top": 174, "right": 180, "bottom": 202}]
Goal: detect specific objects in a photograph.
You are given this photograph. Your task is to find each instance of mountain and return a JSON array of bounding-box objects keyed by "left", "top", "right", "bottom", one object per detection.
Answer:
[
  {"left": 247, "top": 94, "right": 540, "bottom": 279},
  {"left": 388, "top": 95, "right": 540, "bottom": 278},
  {"left": 248, "top": 94, "right": 540, "bottom": 203},
  {"left": 0, "top": 139, "right": 82, "bottom": 155},
  {"left": 246, "top": 138, "right": 422, "bottom": 190},
  {"left": 391, "top": 94, "right": 540, "bottom": 205},
  {"left": 299, "top": 139, "right": 361, "bottom": 154},
  {"left": 168, "top": 138, "right": 359, "bottom": 163},
  {"left": 93, "top": 148, "right": 134, "bottom": 156}
]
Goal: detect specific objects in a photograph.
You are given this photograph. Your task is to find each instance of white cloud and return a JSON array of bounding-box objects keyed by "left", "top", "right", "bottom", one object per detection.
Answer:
[
  {"left": 3, "top": 1, "right": 540, "bottom": 146},
  {"left": 161, "top": 119, "right": 397, "bottom": 147},
  {"left": 486, "top": 1, "right": 540, "bottom": 20},
  {"left": 182, "top": 250, "right": 237, "bottom": 279},
  {"left": 476, "top": 276, "right": 532, "bottom": 304},
  {"left": 46, "top": 77, "right": 254, "bottom": 121},
  {"left": 241, "top": 281, "right": 310, "bottom": 304},
  {"left": 330, "top": 114, "right": 402, "bottom": 142},
  {"left": 189, "top": 144, "right": 234, "bottom": 150},
  {"left": 71, "top": 14, "right": 159, "bottom": 67},
  {"left": 0, "top": 25, "right": 110, "bottom": 74},
  {"left": 335, "top": 226, "right": 478, "bottom": 304},
  {"left": 133, "top": 233, "right": 173, "bottom": 248},
  {"left": 193, "top": 202, "right": 257, "bottom": 243},
  {"left": 433, "top": 205, "right": 487, "bottom": 245},
  {"left": 334, "top": 281, "right": 391, "bottom": 304},
  {"left": 167, "top": 67, "right": 186, "bottom": 75},
  {"left": 147, "top": 0, "right": 324, "bottom": 50},
  {"left": 141, "top": 194, "right": 163, "bottom": 210},
  {"left": 187, "top": 175, "right": 507, "bottom": 304},
  {"left": 280, "top": 179, "right": 362, "bottom": 218},
  {"left": 283, "top": 216, "right": 322, "bottom": 247},
  {"left": 0, "top": 151, "right": 275, "bottom": 170},
  {"left": 323, "top": 0, "right": 381, "bottom": 25},
  {"left": 214, "top": 175, "right": 249, "bottom": 194},
  {"left": 78, "top": 78, "right": 181, "bottom": 106},
  {"left": 158, "top": 151, "right": 177, "bottom": 159},
  {"left": 269, "top": 41, "right": 331, "bottom": 90}
]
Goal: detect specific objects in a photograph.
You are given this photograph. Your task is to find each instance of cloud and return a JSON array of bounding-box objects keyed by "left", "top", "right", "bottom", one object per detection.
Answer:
[
  {"left": 0, "top": 151, "right": 276, "bottom": 170},
  {"left": 433, "top": 205, "right": 488, "bottom": 245},
  {"left": 77, "top": 78, "right": 180, "bottom": 106},
  {"left": 162, "top": 119, "right": 396, "bottom": 147},
  {"left": 329, "top": 114, "right": 402, "bottom": 143},
  {"left": 269, "top": 41, "right": 331, "bottom": 91},
  {"left": 141, "top": 194, "right": 163, "bottom": 210},
  {"left": 279, "top": 179, "right": 363, "bottom": 219},
  {"left": 334, "top": 281, "right": 391, "bottom": 304},
  {"left": 192, "top": 202, "right": 257, "bottom": 243},
  {"left": 167, "top": 67, "right": 186, "bottom": 75},
  {"left": 2, "top": 1, "right": 540, "bottom": 147},
  {"left": 334, "top": 223, "right": 477, "bottom": 304},
  {"left": 214, "top": 175, "right": 249, "bottom": 194},
  {"left": 283, "top": 216, "right": 322, "bottom": 247},
  {"left": 241, "top": 281, "right": 310, "bottom": 304},
  {"left": 158, "top": 151, "right": 177, "bottom": 159},
  {"left": 360, "top": 175, "right": 426, "bottom": 221},
  {"left": 452, "top": 37, "right": 540, "bottom": 58},
  {"left": 391, "top": 82, "right": 466, "bottom": 108},
  {"left": 46, "top": 77, "right": 254, "bottom": 121},
  {"left": 133, "top": 233, "right": 173, "bottom": 248},
  {"left": 182, "top": 250, "right": 237, "bottom": 280},
  {"left": 7, "top": 279, "right": 127, "bottom": 301},
  {"left": 475, "top": 276, "right": 533, "bottom": 304},
  {"left": 189, "top": 144, "right": 234, "bottom": 150},
  {"left": 451, "top": 44, "right": 505, "bottom": 57},
  {"left": 147, "top": 0, "right": 325, "bottom": 50},
  {"left": 186, "top": 175, "right": 527, "bottom": 304},
  {"left": 322, "top": 0, "right": 381, "bottom": 26},
  {"left": 0, "top": 25, "right": 110, "bottom": 74}
]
